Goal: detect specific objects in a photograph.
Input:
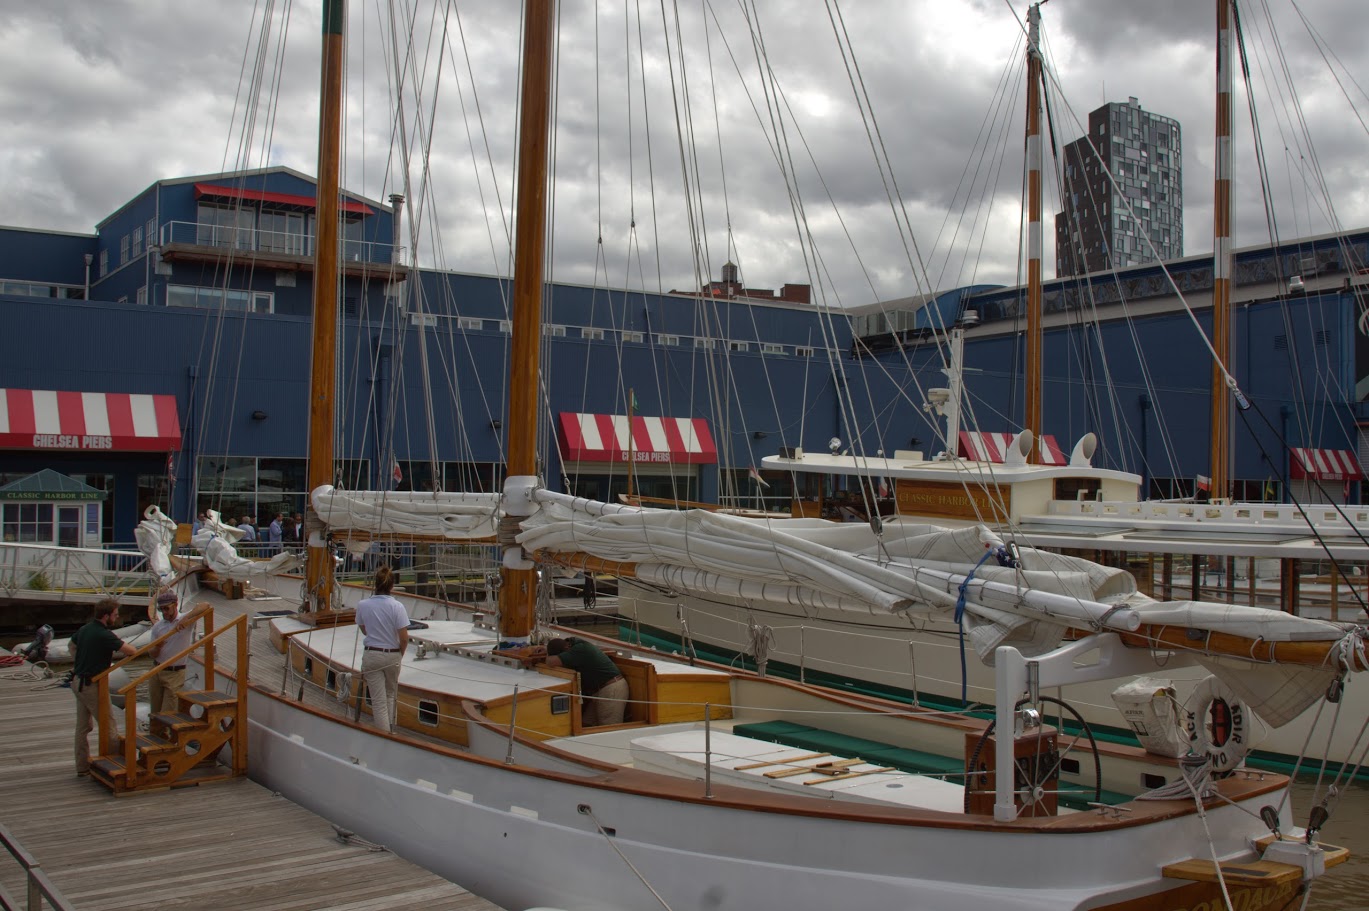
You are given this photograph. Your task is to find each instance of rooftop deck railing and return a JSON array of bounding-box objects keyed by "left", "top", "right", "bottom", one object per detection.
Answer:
[{"left": 159, "top": 221, "right": 407, "bottom": 268}]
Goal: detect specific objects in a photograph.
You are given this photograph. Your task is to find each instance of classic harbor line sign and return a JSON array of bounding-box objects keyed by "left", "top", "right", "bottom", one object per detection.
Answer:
[{"left": 0, "top": 389, "right": 181, "bottom": 453}]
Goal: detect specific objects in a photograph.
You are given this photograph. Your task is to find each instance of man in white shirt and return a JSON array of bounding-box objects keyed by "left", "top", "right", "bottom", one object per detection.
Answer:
[
  {"left": 148, "top": 591, "right": 196, "bottom": 713},
  {"left": 355, "top": 565, "right": 411, "bottom": 732}
]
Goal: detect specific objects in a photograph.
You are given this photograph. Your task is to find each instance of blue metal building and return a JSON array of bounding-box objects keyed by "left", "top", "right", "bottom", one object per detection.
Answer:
[{"left": 1, "top": 167, "right": 1365, "bottom": 543}]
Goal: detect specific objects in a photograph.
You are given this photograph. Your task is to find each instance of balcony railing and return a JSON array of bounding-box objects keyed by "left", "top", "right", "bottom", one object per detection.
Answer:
[{"left": 159, "top": 221, "right": 407, "bottom": 268}]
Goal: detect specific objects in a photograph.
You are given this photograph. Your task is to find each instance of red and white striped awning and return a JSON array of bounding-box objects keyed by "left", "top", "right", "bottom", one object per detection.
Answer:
[
  {"left": 558, "top": 413, "right": 717, "bottom": 464},
  {"left": 958, "top": 431, "right": 1067, "bottom": 465},
  {"left": 1289, "top": 448, "right": 1363, "bottom": 481},
  {"left": 0, "top": 389, "right": 181, "bottom": 452}
]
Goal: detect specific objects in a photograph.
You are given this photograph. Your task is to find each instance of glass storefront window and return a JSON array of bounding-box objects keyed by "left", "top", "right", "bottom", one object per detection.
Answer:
[
  {"left": 196, "top": 456, "right": 365, "bottom": 524},
  {"left": 444, "top": 461, "right": 504, "bottom": 494},
  {"left": 199, "top": 457, "right": 256, "bottom": 493},
  {"left": 259, "top": 458, "right": 307, "bottom": 494}
]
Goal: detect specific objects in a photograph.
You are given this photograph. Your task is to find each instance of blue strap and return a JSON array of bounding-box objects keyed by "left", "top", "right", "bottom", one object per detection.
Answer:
[{"left": 955, "top": 548, "right": 1003, "bottom": 705}]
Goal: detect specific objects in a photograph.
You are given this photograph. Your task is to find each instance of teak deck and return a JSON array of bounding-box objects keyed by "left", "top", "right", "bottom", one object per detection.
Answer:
[{"left": 0, "top": 614, "right": 505, "bottom": 911}]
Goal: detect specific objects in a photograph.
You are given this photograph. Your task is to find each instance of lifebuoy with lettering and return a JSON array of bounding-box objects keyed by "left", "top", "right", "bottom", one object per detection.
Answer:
[{"left": 1183, "top": 675, "right": 1249, "bottom": 773}]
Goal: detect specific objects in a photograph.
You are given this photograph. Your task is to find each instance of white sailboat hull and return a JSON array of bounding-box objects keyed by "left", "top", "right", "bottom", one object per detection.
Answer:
[
  {"left": 620, "top": 582, "right": 1364, "bottom": 769},
  {"left": 245, "top": 686, "right": 1283, "bottom": 911}
]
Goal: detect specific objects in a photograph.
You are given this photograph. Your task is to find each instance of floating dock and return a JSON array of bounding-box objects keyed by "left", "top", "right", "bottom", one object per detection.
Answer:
[{"left": 0, "top": 657, "right": 504, "bottom": 910}]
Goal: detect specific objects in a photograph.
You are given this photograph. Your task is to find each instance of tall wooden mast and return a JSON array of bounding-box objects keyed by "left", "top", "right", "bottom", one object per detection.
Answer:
[
  {"left": 499, "top": 0, "right": 556, "bottom": 642},
  {"left": 304, "top": 0, "right": 345, "bottom": 614},
  {"left": 1024, "top": 3, "right": 1044, "bottom": 463},
  {"left": 1210, "top": 0, "right": 1234, "bottom": 500}
]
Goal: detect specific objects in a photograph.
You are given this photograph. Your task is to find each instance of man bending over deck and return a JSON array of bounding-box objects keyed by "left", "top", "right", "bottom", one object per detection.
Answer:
[
  {"left": 70, "top": 598, "right": 137, "bottom": 776},
  {"left": 356, "top": 565, "right": 410, "bottom": 733},
  {"left": 543, "top": 638, "right": 628, "bottom": 727}
]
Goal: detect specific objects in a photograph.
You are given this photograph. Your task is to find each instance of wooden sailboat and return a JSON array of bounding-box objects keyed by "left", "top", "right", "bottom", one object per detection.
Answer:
[
  {"left": 162, "top": 1, "right": 1361, "bottom": 908},
  {"left": 617, "top": 0, "right": 1369, "bottom": 772}
]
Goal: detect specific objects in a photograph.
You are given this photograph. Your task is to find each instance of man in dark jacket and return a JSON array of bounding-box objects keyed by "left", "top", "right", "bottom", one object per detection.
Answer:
[
  {"left": 71, "top": 598, "right": 137, "bottom": 776},
  {"left": 543, "top": 637, "right": 628, "bottom": 726}
]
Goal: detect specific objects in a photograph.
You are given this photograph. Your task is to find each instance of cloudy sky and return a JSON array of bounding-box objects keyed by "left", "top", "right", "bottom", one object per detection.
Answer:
[{"left": 2, "top": 0, "right": 1366, "bottom": 307}]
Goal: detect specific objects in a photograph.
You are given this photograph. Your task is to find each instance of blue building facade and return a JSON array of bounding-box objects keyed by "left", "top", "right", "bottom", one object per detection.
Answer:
[{"left": 1, "top": 167, "right": 1365, "bottom": 542}]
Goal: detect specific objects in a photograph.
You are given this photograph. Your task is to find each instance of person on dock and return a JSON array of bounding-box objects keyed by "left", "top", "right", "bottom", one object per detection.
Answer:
[
  {"left": 355, "top": 565, "right": 410, "bottom": 733},
  {"left": 70, "top": 598, "right": 137, "bottom": 777},
  {"left": 236, "top": 516, "right": 258, "bottom": 557},
  {"left": 147, "top": 590, "right": 195, "bottom": 713},
  {"left": 267, "top": 513, "right": 283, "bottom": 554},
  {"left": 542, "top": 638, "right": 627, "bottom": 727}
]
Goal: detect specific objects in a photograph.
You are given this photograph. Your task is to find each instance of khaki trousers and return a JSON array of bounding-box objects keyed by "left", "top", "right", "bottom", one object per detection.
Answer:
[
  {"left": 147, "top": 666, "right": 187, "bottom": 714},
  {"left": 585, "top": 676, "right": 629, "bottom": 727},
  {"left": 361, "top": 650, "right": 403, "bottom": 732},
  {"left": 73, "top": 680, "right": 119, "bottom": 774}
]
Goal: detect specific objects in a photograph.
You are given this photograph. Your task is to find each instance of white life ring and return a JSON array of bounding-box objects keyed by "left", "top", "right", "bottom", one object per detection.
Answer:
[{"left": 1183, "top": 675, "right": 1250, "bottom": 772}]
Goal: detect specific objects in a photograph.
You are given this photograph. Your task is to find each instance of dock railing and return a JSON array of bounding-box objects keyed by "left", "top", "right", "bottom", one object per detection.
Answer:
[
  {"left": 0, "top": 821, "right": 74, "bottom": 911},
  {"left": 0, "top": 541, "right": 152, "bottom": 603}
]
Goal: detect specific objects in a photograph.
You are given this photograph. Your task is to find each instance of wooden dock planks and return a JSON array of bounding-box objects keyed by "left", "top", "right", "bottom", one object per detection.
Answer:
[{"left": 0, "top": 644, "right": 503, "bottom": 911}]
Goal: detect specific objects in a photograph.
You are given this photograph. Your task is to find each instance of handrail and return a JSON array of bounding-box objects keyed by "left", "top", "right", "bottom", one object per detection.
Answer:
[
  {"left": 0, "top": 821, "right": 75, "bottom": 911},
  {"left": 102, "top": 602, "right": 213, "bottom": 674}
]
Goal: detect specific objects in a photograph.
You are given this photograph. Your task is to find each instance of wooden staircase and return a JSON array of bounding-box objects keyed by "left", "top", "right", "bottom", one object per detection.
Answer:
[{"left": 90, "top": 606, "right": 250, "bottom": 794}]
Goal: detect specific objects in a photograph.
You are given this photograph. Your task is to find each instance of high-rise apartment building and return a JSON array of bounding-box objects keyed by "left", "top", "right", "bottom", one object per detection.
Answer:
[{"left": 1054, "top": 97, "right": 1182, "bottom": 277}]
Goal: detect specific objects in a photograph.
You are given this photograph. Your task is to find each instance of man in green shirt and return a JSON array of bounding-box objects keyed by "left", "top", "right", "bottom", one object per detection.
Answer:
[
  {"left": 70, "top": 598, "right": 137, "bottom": 776},
  {"left": 543, "top": 637, "right": 628, "bottom": 726}
]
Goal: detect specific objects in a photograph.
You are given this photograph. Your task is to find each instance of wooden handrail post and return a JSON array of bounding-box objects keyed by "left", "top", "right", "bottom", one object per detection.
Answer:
[
  {"left": 124, "top": 691, "right": 137, "bottom": 788},
  {"left": 235, "top": 614, "right": 249, "bottom": 776},
  {"left": 96, "top": 677, "right": 111, "bottom": 757},
  {"left": 204, "top": 607, "right": 217, "bottom": 692}
]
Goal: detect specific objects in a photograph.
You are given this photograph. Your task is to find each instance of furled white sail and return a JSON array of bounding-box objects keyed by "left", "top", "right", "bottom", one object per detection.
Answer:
[
  {"left": 134, "top": 505, "right": 178, "bottom": 584},
  {"left": 311, "top": 486, "right": 502, "bottom": 540},
  {"left": 190, "top": 509, "right": 301, "bottom": 579}
]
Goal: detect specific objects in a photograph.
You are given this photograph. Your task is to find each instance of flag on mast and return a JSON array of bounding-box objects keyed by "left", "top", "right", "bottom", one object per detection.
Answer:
[
  {"left": 392, "top": 458, "right": 403, "bottom": 484},
  {"left": 747, "top": 466, "right": 770, "bottom": 488}
]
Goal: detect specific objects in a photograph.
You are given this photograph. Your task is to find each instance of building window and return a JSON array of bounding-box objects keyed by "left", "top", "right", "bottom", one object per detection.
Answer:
[
  {"left": 728, "top": 340, "right": 749, "bottom": 352},
  {"left": 99, "top": 250, "right": 108, "bottom": 277},
  {"left": 694, "top": 337, "right": 716, "bottom": 349},
  {"left": 581, "top": 327, "right": 605, "bottom": 341},
  {"left": 196, "top": 203, "right": 255, "bottom": 250},
  {"left": 131, "top": 226, "right": 143, "bottom": 258},
  {"left": 795, "top": 346, "right": 815, "bottom": 357},
  {"left": 195, "top": 455, "right": 343, "bottom": 530},
  {"left": 497, "top": 320, "right": 512, "bottom": 334},
  {"left": 167, "top": 284, "right": 274, "bottom": 313},
  {"left": 543, "top": 324, "right": 566, "bottom": 337},
  {"left": 119, "top": 235, "right": 129, "bottom": 265},
  {"left": 657, "top": 334, "right": 679, "bottom": 346},
  {"left": 136, "top": 286, "right": 146, "bottom": 306},
  {"left": 761, "top": 343, "right": 785, "bottom": 355},
  {"left": 458, "top": 317, "right": 483, "bottom": 331},
  {"left": 621, "top": 330, "right": 643, "bottom": 343},
  {"left": 2, "top": 503, "right": 54, "bottom": 543},
  {"left": 147, "top": 217, "right": 157, "bottom": 247}
]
